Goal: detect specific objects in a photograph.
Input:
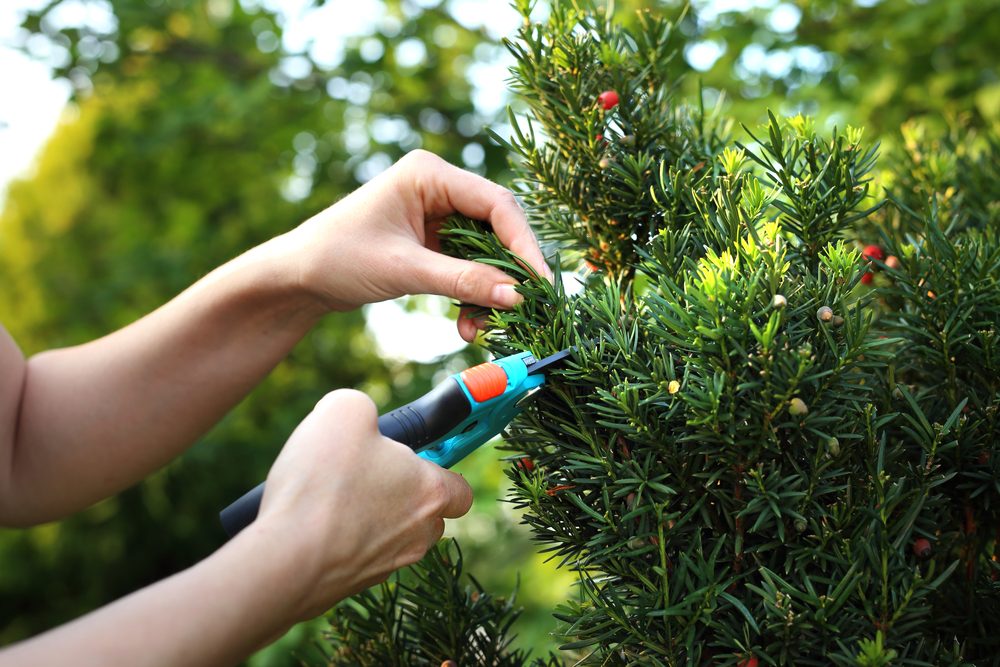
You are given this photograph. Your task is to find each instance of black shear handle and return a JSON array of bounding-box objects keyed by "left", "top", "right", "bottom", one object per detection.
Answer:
[{"left": 218, "top": 378, "right": 471, "bottom": 538}]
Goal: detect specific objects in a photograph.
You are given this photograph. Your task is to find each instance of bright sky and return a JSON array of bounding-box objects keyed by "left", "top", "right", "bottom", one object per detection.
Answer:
[{"left": 0, "top": 2, "right": 72, "bottom": 207}]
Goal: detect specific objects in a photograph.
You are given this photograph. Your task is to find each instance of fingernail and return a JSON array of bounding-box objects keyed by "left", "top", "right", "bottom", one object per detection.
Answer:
[{"left": 491, "top": 283, "right": 522, "bottom": 308}]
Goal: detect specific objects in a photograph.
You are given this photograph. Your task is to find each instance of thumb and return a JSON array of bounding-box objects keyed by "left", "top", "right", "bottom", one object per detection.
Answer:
[
  {"left": 427, "top": 465, "right": 474, "bottom": 519},
  {"left": 410, "top": 248, "right": 523, "bottom": 309}
]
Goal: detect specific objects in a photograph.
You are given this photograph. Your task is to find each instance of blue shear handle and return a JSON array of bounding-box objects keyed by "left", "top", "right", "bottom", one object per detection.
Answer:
[
  {"left": 418, "top": 351, "right": 545, "bottom": 469},
  {"left": 219, "top": 351, "right": 542, "bottom": 538},
  {"left": 221, "top": 377, "right": 475, "bottom": 537},
  {"left": 377, "top": 378, "right": 471, "bottom": 448}
]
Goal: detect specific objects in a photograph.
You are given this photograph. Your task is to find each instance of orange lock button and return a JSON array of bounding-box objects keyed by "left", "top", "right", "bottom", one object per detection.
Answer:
[{"left": 460, "top": 362, "right": 508, "bottom": 402}]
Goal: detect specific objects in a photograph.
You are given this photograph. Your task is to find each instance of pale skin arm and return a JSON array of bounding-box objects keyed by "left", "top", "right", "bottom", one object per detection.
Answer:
[
  {"left": 0, "top": 149, "right": 551, "bottom": 526},
  {"left": 0, "top": 149, "right": 552, "bottom": 666},
  {"left": 1, "top": 390, "right": 475, "bottom": 667}
]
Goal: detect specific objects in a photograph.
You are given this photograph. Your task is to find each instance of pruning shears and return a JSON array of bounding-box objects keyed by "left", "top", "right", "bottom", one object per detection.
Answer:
[{"left": 219, "top": 347, "right": 574, "bottom": 537}]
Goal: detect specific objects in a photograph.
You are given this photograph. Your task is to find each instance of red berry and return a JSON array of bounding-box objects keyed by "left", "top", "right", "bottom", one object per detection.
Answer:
[
  {"left": 597, "top": 89, "right": 619, "bottom": 110},
  {"left": 516, "top": 457, "right": 535, "bottom": 472},
  {"left": 913, "top": 537, "right": 932, "bottom": 559},
  {"left": 738, "top": 657, "right": 759, "bottom": 667},
  {"left": 977, "top": 451, "right": 990, "bottom": 466},
  {"left": 884, "top": 255, "right": 901, "bottom": 271},
  {"left": 861, "top": 272, "right": 874, "bottom": 285},
  {"left": 862, "top": 244, "right": 884, "bottom": 262}
]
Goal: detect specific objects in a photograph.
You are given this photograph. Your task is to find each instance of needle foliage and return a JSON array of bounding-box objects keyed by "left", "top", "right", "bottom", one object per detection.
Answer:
[
  {"left": 318, "top": 540, "right": 559, "bottom": 667},
  {"left": 322, "top": 2, "right": 999, "bottom": 664}
]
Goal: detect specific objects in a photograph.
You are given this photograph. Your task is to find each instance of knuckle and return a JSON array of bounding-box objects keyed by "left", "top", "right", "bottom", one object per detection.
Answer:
[
  {"left": 495, "top": 186, "right": 520, "bottom": 209},
  {"left": 422, "top": 469, "right": 450, "bottom": 515},
  {"left": 383, "top": 245, "right": 408, "bottom": 270},
  {"left": 451, "top": 264, "right": 484, "bottom": 304},
  {"left": 456, "top": 480, "right": 473, "bottom": 515},
  {"left": 430, "top": 518, "right": 446, "bottom": 543},
  {"left": 385, "top": 245, "right": 417, "bottom": 284},
  {"left": 401, "top": 148, "right": 437, "bottom": 170},
  {"left": 314, "top": 388, "right": 377, "bottom": 421}
]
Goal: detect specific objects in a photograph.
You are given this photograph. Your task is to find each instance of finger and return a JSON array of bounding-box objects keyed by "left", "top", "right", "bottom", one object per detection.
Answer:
[
  {"left": 457, "top": 316, "right": 477, "bottom": 342},
  {"left": 406, "top": 152, "right": 552, "bottom": 281},
  {"left": 456, "top": 308, "right": 488, "bottom": 342},
  {"left": 311, "top": 389, "right": 379, "bottom": 435},
  {"left": 409, "top": 247, "right": 523, "bottom": 310},
  {"left": 428, "top": 517, "right": 446, "bottom": 546},
  {"left": 455, "top": 318, "right": 488, "bottom": 341},
  {"left": 433, "top": 469, "right": 473, "bottom": 519}
]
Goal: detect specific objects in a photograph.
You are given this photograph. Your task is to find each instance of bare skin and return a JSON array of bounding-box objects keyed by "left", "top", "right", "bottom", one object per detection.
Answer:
[{"left": 0, "top": 150, "right": 551, "bottom": 666}]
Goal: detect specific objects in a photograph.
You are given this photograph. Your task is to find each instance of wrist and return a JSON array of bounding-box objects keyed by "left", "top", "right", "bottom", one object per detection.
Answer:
[
  {"left": 217, "top": 515, "right": 315, "bottom": 627},
  {"left": 282, "top": 214, "right": 356, "bottom": 313},
  {"left": 227, "top": 509, "right": 351, "bottom": 623},
  {"left": 236, "top": 231, "right": 333, "bottom": 321}
]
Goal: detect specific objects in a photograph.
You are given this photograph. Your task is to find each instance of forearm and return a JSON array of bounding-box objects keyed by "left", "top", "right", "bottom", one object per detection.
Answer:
[
  {"left": 0, "top": 522, "right": 312, "bottom": 667},
  {"left": 3, "top": 232, "right": 327, "bottom": 525}
]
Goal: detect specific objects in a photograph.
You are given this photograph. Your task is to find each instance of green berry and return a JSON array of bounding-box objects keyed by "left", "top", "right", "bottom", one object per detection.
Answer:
[{"left": 827, "top": 437, "right": 841, "bottom": 457}]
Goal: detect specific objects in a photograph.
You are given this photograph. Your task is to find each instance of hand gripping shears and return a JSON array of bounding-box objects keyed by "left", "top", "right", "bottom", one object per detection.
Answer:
[{"left": 219, "top": 347, "right": 574, "bottom": 537}]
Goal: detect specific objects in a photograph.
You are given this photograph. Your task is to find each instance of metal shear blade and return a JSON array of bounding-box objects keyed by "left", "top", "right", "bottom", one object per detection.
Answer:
[
  {"left": 524, "top": 347, "right": 574, "bottom": 376},
  {"left": 515, "top": 385, "right": 543, "bottom": 407}
]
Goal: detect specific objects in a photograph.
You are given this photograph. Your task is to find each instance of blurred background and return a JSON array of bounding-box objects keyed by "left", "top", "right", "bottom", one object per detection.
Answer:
[{"left": 0, "top": 0, "right": 997, "bottom": 664}]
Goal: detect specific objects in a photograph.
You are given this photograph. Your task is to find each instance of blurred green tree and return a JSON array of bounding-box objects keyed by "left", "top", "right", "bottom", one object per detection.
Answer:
[
  {"left": 6, "top": 0, "right": 997, "bottom": 663},
  {"left": 0, "top": 0, "right": 525, "bottom": 663},
  {"left": 679, "top": 0, "right": 1000, "bottom": 132}
]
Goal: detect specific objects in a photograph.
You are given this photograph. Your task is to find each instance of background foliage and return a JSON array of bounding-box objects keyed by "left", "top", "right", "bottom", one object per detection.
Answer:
[
  {"left": 678, "top": 0, "right": 1000, "bottom": 133},
  {"left": 1, "top": 0, "right": 998, "bottom": 664},
  {"left": 0, "top": 0, "right": 512, "bottom": 662}
]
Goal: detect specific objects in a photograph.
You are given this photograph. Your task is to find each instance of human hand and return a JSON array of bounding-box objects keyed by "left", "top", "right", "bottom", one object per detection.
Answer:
[
  {"left": 287, "top": 149, "right": 552, "bottom": 341},
  {"left": 248, "top": 389, "right": 474, "bottom": 620}
]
